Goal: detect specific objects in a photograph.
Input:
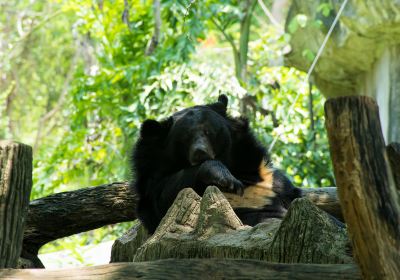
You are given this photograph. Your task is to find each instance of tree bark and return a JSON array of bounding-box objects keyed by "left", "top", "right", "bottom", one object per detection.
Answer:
[
  {"left": 0, "top": 141, "right": 32, "bottom": 268},
  {"left": 22, "top": 182, "right": 137, "bottom": 267},
  {"left": 145, "top": 0, "right": 161, "bottom": 55},
  {"left": 0, "top": 259, "right": 361, "bottom": 280},
  {"left": 238, "top": 0, "right": 257, "bottom": 83},
  {"left": 325, "top": 96, "right": 400, "bottom": 279}
]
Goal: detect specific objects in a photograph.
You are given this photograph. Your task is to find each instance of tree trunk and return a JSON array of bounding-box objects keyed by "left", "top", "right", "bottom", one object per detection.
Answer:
[
  {"left": 325, "top": 96, "right": 400, "bottom": 279},
  {"left": 145, "top": 0, "right": 161, "bottom": 55},
  {"left": 0, "top": 259, "right": 361, "bottom": 280},
  {"left": 0, "top": 141, "right": 32, "bottom": 268},
  {"left": 238, "top": 0, "right": 257, "bottom": 83}
]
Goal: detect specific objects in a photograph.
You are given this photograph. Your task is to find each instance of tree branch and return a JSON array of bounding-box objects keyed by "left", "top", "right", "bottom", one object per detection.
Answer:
[
  {"left": 145, "top": 0, "right": 161, "bottom": 55},
  {"left": 210, "top": 17, "right": 241, "bottom": 78}
]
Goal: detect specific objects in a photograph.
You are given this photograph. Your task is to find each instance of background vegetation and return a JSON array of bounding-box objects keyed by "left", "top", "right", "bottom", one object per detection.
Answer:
[{"left": 1, "top": 0, "right": 334, "bottom": 266}]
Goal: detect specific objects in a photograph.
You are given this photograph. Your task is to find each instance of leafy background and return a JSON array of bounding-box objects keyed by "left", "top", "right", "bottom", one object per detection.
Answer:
[{"left": 0, "top": 0, "right": 334, "bottom": 266}]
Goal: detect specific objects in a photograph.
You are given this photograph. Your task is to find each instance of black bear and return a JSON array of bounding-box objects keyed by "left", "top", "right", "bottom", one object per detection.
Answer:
[{"left": 131, "top": 95, "right": 302, "bottom": 233}]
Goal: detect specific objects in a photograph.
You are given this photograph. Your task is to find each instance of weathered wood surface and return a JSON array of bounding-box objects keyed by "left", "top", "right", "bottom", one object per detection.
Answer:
[
  {"left": 301, "top": 187, "right": 343, "bottom": 221},
  {"left": 0, "top": 259, "right": 361, "bottom": 280},
  {"left": 0, "top": 141, "right": 32, "bottom": 268},
  {"left": 22, "top": 181, "right": 342, "bottom": 267},
  {"left": 22, "top": 183, "right": 341, "bottom": 254},
  {"left": 22, "top": 182, "right": 137, "bottom": 268},
  {"left": 325, "top": 96, "right": 400, "bottom": 279},
  {"left": 386, "top": 142, "right": 400, "bottom": 191},
  {"left": 110, "top": 222, "right": 149, "bottom": 263},
  {"left": 112, "top": 187, "right": 351, "bottom": 264}
]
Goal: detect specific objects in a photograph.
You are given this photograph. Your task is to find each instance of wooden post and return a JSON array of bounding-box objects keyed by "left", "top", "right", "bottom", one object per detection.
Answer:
[
  {"left": 325, "top": 96, "right": 400, "bottom": 279},
  {"left": 386, "top": 143, "right": 400, "bottom": 191},
  {"left": 0, "top": 141, "right": 32, "bottom": 268}
]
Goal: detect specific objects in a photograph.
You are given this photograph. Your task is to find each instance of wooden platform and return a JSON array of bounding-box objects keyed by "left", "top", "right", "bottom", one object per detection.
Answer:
[{"left": 0, "top": 259, "right": 360, "bottom": 279}]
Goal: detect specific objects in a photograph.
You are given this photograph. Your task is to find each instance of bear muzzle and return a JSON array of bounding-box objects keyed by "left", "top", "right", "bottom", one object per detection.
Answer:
[{"left": 189, "top": 144, "right": 215, "bottom": 166}]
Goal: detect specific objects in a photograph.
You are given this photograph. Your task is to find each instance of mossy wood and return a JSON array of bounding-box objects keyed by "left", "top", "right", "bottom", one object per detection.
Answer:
[
  {"left": 0, "top": 141, "right": 32, "bottom": 268},
  {"left": 325, "top": 96, "right": 400, "bottom": 279}
]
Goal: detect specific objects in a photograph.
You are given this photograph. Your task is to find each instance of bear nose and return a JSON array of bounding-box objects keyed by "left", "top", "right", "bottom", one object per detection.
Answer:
[{"left": 190, "top": 147, "right": 212, "bottom": 165}]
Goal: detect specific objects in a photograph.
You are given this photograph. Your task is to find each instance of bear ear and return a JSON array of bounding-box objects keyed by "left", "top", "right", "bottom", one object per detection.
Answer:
[
  {"left": 218, "top": 94, "right": 228, "bottom": 108},
  {"left": 207, "top": 94, "right": 228, "bottom": 116},
  {"left": 140, "top": 118, "right": 172, "bottom": 139}
]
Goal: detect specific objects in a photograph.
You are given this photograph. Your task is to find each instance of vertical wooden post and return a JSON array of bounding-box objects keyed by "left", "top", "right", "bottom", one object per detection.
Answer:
[
  {"left": 325, "top": 96, "right": 400, "bottom": 279},
  {"left": 386, "top": 143, "right": 400, "bottom": 191},
  {"left": 0, "top": 141, "right": 32, "bottom": 268}
]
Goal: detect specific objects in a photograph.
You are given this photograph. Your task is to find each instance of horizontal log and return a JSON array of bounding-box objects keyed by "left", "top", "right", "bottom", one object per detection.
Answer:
[
  {"left": 22, "top": 182, "right": 137, "bottom": 266},
  {"left": 0, "top": 259, "right": 361, "bottom": 279},
  {"left": 21, "top": 182, "right": 341, "bottom": 267},
  {"left": 23, "top": 184, "right": 340, "bottom": 249},
  {"left": 301, "top": 187, "right": 343, "bottom": 221}
]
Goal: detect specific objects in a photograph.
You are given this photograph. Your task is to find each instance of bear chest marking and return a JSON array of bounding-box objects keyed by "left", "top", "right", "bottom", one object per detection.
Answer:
[{"left": 223, "top": 163, "right": 276, "bottom": 209}]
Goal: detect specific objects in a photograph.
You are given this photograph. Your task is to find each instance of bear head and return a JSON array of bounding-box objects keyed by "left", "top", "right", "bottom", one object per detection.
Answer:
[{"left": 139, "top": 95, "right": 233, "bottom": 170}]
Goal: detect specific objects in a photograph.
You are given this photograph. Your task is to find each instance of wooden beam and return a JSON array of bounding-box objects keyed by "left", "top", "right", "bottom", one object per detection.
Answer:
[
  {"left": 0, "top": 141, "right": 32, "bottom": 268},
  {"left": 325, "top": 96, "right": 400, "bottom": 279},
  {"left": 0, "top": 259, "right": 361, "bottom": 279}
]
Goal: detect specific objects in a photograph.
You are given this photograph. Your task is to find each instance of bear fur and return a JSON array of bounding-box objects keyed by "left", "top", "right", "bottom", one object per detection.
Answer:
[{"left": 131, "top": 95, "right": 301, "bottom": 233}]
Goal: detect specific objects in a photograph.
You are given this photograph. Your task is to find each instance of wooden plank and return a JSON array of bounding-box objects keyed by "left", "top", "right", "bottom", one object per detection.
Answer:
[
  {"left": 0, "top": 141, "right": 32, "bottom": 268},
  {"left": 0, "top": 259, "right": 361, "bottom": 280},
  {"left": 325, "top": 96, "right": 400, "bottom": 279}
]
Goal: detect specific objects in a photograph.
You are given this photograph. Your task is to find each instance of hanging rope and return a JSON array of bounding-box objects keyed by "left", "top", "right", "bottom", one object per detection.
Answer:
[{"left": 268, "top": 0, "right": 349, "bottom": 153}]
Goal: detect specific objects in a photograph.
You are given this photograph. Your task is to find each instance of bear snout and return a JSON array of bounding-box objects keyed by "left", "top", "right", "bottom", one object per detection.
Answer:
[{"left": 189, "top": 144, "right": 214, "bottom": 166}]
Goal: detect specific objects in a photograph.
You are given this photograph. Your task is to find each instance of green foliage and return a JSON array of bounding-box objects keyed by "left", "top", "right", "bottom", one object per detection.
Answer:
[{"left": 2, "top": 0, "right": 334, "bottom": 265}]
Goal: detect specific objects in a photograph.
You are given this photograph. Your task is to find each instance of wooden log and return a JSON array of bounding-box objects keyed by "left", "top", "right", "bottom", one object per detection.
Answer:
[
  {"left": 130, "top": 187, "right": 351, "bottom": 264},
  {"left": 23, "top": 183, "right": 341, "bottom": 251},
  {"left": 301, "top": 187, "right": 343, "bottom": 221},
  {"left": 325, "top": 96, "right": 400, "bottom": 279},
  {"left": 22, "top": 182, "right": 137, "bottom": 267},
  {"left": 22, "top": 182, "right": 342, "bottom": 267},
  {"left": 0, "top": 141, "right": 32, "bottom": 268},
  {"left": 0, "top": 259, "right": 361, "bottom": 279},
  {"left": 386, "top": 142, "right": 400, "bottom": 191},
  {"left": 110, "top": 222, "right": 149, "bottom": 263}
]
